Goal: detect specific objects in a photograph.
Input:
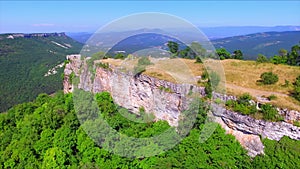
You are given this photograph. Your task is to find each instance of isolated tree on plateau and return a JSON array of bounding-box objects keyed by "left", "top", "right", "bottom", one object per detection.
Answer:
[
  {"left": 216, "top": 48, "right": 231, "bottom": 60},
  {"left": 256, "top": 54, "right": 269, "bottom": 63},
  {"left": 233, "top": 50, "right": 243, "bottom": 60},
  {"left": 288, "top": 44, "right": 300, "bottom": 66}
]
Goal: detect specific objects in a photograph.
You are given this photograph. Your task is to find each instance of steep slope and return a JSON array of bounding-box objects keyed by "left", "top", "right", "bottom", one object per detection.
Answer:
[
  {"left": 212, "top": 31, "right": 300, "bottom": 59},
  {"left": 0, "top": 33, "right": 83, "bottom": 112}
]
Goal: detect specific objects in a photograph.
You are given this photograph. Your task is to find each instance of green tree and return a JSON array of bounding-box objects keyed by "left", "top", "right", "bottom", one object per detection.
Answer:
[
  {"left": 288, "top": 44, "right": 300, "bottom": 66},
  {"left": 256, "top": 54, "right": 269, "bottom": 63},
  {"left": 216, "top": 48, "right": 231, "bottom": 60},
  {"left": 233, "top": 50, "right": 243, "bottom": 60},
  {"left": 167, "top": 41, "right": 179, "bottom": 56},
  {"left": 279, "top": 48, "right": 288, "bottom": 57},
  {"left": 270, "top": 55, "right": 287, "bottom": 64}
]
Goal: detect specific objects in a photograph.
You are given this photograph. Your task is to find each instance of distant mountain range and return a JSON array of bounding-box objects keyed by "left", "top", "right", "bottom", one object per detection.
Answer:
[
  {"left": 67, "top": 26, "right": 300, "bottom": 43},
  {"left": 106, "top": 33, "right": 187, "bottom": 57},
  {"left": 0, "top": 33, "right": 82, "bottom": 112},
  {"left": 212, "top": 31, "right": 300, "bottom": 59},
  {"left": 201, "top": 26, "right": 300, "bottom": 39}
]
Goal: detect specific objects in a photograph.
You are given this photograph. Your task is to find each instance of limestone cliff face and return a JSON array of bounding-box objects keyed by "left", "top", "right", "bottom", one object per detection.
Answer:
[
  {"left": 64, "top": 55, "right": 205, "bottom": 126},
  {"left": 64, "top": 55, "right": 300, "bottom": 157}
]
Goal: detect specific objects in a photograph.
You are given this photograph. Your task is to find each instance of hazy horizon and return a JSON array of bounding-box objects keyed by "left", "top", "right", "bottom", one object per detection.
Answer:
[{"left": 0, "top": 1, "right": 299, "bottom": 33}]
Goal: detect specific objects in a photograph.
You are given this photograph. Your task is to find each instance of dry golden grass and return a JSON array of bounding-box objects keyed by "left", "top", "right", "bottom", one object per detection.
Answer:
[
  {"left": 222, "top": 59, "right": 299, "bottom": 94},
  {"left": 100, "top": 58, "right": 300, "bottom": 111}
]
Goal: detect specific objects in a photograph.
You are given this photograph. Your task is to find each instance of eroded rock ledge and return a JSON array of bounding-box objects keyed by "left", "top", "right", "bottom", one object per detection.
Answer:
[{"left": 64, "top": 54, "right": 300, "bottom": 157}]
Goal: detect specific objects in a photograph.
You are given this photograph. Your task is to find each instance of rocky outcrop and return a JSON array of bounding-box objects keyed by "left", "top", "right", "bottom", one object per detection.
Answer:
[
  {"left": 64, "top": 55, "right": 300, "bottom": 157},
  {"left": 211, "top": 104, "right": 300, "bottom": 156}
]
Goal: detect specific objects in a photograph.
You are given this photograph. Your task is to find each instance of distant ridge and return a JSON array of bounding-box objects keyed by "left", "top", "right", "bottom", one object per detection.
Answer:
[
  {"left": 212, "top": 31, "right": 300, "bottom": 59},
  {"left": 1, "top": 32, "right": 67, "bottom": 39}
]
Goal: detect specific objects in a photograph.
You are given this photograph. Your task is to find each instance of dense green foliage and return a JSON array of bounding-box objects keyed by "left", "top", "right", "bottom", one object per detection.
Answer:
[
  {"left": 0, "top": 34, "right": 82, "bottom": 112},
  {"left": 260, "top": 104, "right": 283, "bottom": 121},
  {"left": 252, "top": 136, "right": 300, "bottom": 168},
  {"left": 259, "top": 72, "right": 279, "bottom": 85},
  {"left": 1, "top": 91, "right": 299, "bottom": 168},
  {"left": 226, "top": 93, "right": 257, "bottom": 115}
]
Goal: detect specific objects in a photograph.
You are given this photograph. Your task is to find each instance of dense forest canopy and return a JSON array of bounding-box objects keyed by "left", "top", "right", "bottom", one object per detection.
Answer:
[
  {"left": 0, "top": 34, "right": 82, "bottom": 112},
  {"left": 0, "top": 91, "right": 299, "bottom": 168}
]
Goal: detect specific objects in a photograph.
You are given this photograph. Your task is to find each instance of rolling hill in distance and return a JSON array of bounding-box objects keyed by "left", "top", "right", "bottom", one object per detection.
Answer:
[
  {"left": 68, "top": 26, "right": 300, "bottom": 60},
  {"left": 212, "top": 31, "right": 300, "bottom": 59},
  {"left": 0, "top": 33, "right": 82, "bottom": 112},
  {"left": 67, "top": 25, "right": 300, "bottom": 43}
]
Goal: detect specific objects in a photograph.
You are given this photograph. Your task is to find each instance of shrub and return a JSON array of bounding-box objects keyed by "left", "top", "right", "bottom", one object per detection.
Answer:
[
  {"left": 195, "top": 56, "right": 202, "bottom": 63},
  {"left": 159, "top": 86, "right": 173, "bottom": 93},
  {"left": 260, "top": 104, "right": 282, "bottom": 121},
  {"left": 256, "top": 54, "right": 269, "bottom": 63},
  {"left": 201, "top": 70, "right": 209, "bottom": 80},
  {"left": 225, "top": 99, "right": 256, "bottom": 115},
  {"left": 138, "top": 56, "right": 152, "bottom": 66},
  {"left": 294, "top": 121, "right": 300, "bottom": 127},
  {"left": 114, "top": 53, "right": 126, "bottom": 59},
  {"left": 215, "top": 98, "right": 222, "bottom": 104},
  {"left": 283, "top": 79, "right": 290, "bottom": 87},
  {"left": 133, "top": 65, "right": 146, "bottom": 75},
  {"left": 238, "top": 93, "right": 252, "bottom": 106},
  {"left": 259, "top": 72, "right": 279, "bottom": 85},
  {"left": 268, "top": 94, "right": 277, "bottom": 101},
  {"left": 204, "top": 82, "right": 212, "bottom": 98},
  {"left": 96, "top": 62, "right": 109, "bottom": 69}
]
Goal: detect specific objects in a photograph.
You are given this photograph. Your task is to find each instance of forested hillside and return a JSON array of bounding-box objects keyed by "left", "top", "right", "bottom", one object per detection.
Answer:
[
  {"left": 0, "top": 91, "right": 299, "bottom": 168},
  {"left": 0, "top": 33, "right": 82, "bottom": 112},
  {"left": 212, "top": 31, "right": 300, "bottom": 59}
]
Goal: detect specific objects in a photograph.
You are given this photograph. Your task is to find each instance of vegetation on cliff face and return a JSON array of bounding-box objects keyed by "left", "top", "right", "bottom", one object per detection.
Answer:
[
  {"left": 1, "top": 91, "right": 299, "bottom": 168},
  {"left": 0, "top": 34, "right": 82, "bottom": 112}
]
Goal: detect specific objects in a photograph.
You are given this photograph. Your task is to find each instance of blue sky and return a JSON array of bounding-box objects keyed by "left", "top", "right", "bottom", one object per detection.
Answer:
[{"left": 0, "top": 1, "right": 299, "bottom": 33}]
